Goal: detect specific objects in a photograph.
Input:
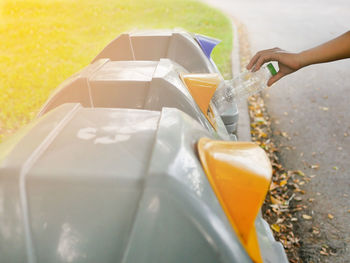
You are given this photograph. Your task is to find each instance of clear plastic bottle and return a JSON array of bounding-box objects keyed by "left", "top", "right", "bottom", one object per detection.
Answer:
[{"left": 212, "top": 63, "right": 277, "bottom": 114}]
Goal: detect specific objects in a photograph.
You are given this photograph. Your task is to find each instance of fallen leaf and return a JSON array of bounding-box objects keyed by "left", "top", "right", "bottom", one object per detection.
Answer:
[
  {"left": 319, "top": 106, "right": 329, "bottom": 111},
  {"left": 333, "top": 166, "right": 339, "bottom": 170},
  {"left": 269, "top": 182, "right": 279, "bottom": 191},
  {"left": 296, "top": 170, "right": 305, "bottom": 176},
  {"left": 280, "top": 180, "right": 287, "bottom": 186},
  {"left": 260, "top": 132, "right": 268, "bottom": 138},
  {"left": 294, "top": 189, "right": 306, "bottom": 194},
  {"left": 270, "top": 196, "right": 283, "bottom": 205},
  {"left": 312, "top": 227, "right": 320, "bottom": 235},
  {"left": 302, "top": 214, "right": 312, "bottom": 220},
  {"left": 271, "top": 224, "right": 280, "bottom": 233},
  {"left": 328, "top": 214, "right": 334, "bottom": 219},
  {"left": 281, "top": 132, "right": 289, "bottom": 138},
  {"left": 276, "top": 218, "right": 284, "bottom": 224},
  {"left": 255, "top": 117, "right": 266, "bottom": 124},
  {"left": 310, "top": 164, "right": 320, "bottom": 169}
]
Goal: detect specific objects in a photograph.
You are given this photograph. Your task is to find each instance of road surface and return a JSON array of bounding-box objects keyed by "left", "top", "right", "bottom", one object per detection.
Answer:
[{"left": 202, "top": 0, "right": 350, "bottom": 262}]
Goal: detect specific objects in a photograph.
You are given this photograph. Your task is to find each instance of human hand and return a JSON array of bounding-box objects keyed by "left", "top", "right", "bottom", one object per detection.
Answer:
[{"left": 246, "top": 48, "right": 303, "bottom": 86}]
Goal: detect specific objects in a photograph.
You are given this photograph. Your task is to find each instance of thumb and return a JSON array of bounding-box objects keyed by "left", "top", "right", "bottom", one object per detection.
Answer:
[{"left": 267, "top": 72, "right": 284, "bottom": 87}]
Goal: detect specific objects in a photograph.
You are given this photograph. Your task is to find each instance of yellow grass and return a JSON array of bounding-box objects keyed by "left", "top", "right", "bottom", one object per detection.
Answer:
[{"left": 0, "top": 0, "right": 232, "bottom": 142}]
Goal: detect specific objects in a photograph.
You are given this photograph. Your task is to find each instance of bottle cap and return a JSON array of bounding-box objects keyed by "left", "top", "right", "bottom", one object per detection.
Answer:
[{"left": 267, "top": 63, "right": 277, "bottom": 76}]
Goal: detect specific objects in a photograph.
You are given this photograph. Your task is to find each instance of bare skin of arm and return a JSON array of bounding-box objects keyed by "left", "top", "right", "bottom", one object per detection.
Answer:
[{"left": 246, "top": 31, "right": 350, "bottom": 86}]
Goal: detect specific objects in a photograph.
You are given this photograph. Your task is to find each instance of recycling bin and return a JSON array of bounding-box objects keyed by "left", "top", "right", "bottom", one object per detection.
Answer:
[
  {"left": 37, "top": 58, "right": 230, "bottom": 140},
  {"left": 37, "top": 29, "right": 239, "bottom": 135},
  {"left": 0, "top": 103, "right": 288, "bottom": 263}
]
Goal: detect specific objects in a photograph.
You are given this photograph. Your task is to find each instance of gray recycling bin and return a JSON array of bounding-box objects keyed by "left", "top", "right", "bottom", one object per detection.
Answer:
[
  {"left": 37, "top": 58, "right": 230, "bottom": 140},
  {"left": 0, "top": 104, "right": 287, "bottom": 263},
  {"left": 38, "top": 29, "right": 239, "bottom": 134}
]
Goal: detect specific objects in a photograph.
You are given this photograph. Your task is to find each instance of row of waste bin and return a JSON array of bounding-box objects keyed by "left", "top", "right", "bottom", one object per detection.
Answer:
[{"left": 0, "top": 29, "right": 288, "bottom": 263}]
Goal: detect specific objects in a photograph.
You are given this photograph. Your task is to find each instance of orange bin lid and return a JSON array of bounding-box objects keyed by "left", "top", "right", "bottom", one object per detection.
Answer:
[{"left": 197, "top": 137, "right": 272, "bottom": 263}]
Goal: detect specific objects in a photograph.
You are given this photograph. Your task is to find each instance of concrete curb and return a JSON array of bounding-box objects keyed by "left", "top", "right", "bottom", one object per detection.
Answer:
[{"left": 231, "top": 21, "right": 252, "bottom": 142}]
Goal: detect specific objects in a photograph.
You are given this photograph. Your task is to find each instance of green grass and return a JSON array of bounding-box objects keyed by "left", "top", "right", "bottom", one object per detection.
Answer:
[{"left": 0, "top": 0, "right": 232, "bottom": 142}]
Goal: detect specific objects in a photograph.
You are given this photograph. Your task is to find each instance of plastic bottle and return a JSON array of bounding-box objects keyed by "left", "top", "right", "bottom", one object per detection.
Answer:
[{"left": 212, "top": 63, "right": 277, "bottom": 114}]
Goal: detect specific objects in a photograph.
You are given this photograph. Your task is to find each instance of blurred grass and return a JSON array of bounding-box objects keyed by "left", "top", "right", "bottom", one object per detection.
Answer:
[{"left": 0, "top": 0, "right": 232, "bottom": 142}]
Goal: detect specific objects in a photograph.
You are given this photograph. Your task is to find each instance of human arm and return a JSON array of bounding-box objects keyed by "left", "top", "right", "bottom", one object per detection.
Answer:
[{"left": 246, "top": 31, "right": 350, "bottom": 86}]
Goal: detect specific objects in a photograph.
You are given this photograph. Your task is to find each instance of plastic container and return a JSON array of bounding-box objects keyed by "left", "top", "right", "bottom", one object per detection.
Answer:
[{"left": 212, "top": 63, "right": 277, "bottom": 114}]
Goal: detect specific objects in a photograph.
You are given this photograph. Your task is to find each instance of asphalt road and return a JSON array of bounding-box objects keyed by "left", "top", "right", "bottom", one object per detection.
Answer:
[{"left": 202, "top": 0, "right": 350, "bottom": 262}]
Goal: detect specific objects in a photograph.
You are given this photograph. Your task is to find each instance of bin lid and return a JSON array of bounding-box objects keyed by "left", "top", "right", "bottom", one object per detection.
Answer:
[
  {"left": 0, "top": 104, "right": 251, "bottom": 263},
  {"left": 0, "top": 103, "right": 287, "bottom": 263}
]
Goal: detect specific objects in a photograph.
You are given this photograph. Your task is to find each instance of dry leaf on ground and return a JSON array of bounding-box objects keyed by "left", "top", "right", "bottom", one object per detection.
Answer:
[{"left": 302, "top": 214, "right": 312, "bottom": 220}]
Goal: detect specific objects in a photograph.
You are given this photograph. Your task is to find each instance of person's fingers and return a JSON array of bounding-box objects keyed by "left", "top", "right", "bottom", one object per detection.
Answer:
[
  {"left": 246, "top": 52, "right": 261, "bottom": 70},
  {"left": 267, "top": 71, "right": 284, "bottom": 86},
  {"left": 247, "top": 48, "right": 280, "bottom": 70},
  {"left": 253, "top": 52, "right": 280, "bottom": 72},
  {"left": 253, "top": 55, "right": 268, "bottom": 72}
]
